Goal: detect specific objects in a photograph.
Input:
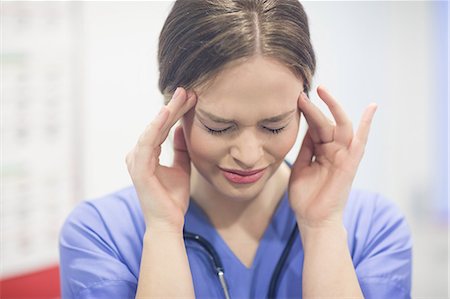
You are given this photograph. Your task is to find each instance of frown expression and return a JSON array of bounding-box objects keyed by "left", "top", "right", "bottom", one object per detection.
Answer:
[{"left": 182, "top": 55, "right": 304, "bottom": 200}]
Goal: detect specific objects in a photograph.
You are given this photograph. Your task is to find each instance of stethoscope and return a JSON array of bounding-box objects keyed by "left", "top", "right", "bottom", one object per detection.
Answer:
[{"left": 183, "top": 222, "right": 298, "bottom": 299}]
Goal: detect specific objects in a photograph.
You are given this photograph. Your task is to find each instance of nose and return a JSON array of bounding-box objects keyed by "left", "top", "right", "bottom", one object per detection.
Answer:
[{"left": 229, "top": 129, "right": 264, "bottom": 168}]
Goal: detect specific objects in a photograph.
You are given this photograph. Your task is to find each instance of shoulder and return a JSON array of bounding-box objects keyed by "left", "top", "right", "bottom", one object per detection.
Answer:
[
  {"left": 344, "top": 189, "right": 411, "bottom": 241},
  {"left": 344, "top": 189, "right": 412, "bottom": 250},
  {"left": 61, "top": 186, "right": 145, "bottom": 241},
  {"left": 59, "top": 186, "right": 144, "bottom": 298},
  {"left": 344, "top": 189, "right": 412, "bottom": 296}
]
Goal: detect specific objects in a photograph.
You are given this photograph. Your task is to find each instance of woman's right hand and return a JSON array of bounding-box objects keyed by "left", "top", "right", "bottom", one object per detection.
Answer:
[{"left": 126, "top": 87, "right": 197, "bottom": 232}]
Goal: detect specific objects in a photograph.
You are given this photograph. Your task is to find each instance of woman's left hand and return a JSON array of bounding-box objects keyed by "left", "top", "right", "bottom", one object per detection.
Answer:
[{"left": 289, "top": 85, "right": 377, "bottom": 230}]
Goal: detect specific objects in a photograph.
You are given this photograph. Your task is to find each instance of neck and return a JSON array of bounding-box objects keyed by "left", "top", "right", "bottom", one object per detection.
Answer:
[{"left": 190, "top": 162, "right": 290, "bottom": 236}]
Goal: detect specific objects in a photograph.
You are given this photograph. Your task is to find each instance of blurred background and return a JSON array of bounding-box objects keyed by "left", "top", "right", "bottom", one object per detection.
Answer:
[{"left": 1, "top": 1, "right": 448, "bottom": 298}]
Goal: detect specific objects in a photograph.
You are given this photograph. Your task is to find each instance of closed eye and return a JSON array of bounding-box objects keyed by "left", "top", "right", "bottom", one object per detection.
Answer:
[
  {"left": 264, "top": 126, "right": 286, "bottom": 134},
  {"left": 204, "top": 125, "right": 287, "bottom": 136},
  {"left": 204, "top": 126, "right": 233, "bottom": 135}
]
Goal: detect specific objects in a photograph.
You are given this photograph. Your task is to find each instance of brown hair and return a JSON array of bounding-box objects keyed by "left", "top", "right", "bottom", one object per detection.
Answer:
[{"left": 158, "top": 0, "right": 316, "bottom": 104}]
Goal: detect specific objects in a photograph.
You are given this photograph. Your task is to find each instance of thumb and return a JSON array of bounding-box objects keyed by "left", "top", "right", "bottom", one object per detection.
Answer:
[{"left": 173, "top": 125, "right": 191, "bottom": 174}]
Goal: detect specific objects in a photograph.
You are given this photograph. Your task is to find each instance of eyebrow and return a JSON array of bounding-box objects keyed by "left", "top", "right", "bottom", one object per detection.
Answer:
[{"left": 197, "top": 108, "right": 296, "bottom": 124}]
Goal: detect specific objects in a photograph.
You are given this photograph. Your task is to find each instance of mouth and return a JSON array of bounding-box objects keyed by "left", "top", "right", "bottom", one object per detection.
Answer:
[{"left": 219, "top": 167, "right": 267, "bottom": 184}]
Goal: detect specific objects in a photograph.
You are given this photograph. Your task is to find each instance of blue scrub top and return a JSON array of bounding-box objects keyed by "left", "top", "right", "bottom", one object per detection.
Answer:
[{"left": 59, "top": 185, "right": 412, "bottom": 298}]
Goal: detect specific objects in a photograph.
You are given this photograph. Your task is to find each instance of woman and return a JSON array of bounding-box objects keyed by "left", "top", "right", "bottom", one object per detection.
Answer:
[{"left": 59, "top": 0, "right": 412, "bottom": 298}]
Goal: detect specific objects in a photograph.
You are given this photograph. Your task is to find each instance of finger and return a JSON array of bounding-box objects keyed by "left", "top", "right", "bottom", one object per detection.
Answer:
[
  {"left": 173, "top": 125, "right": 191, "bottom": 174},
  {"left": 316, "top": 86, "right": 353, "bottom": 143},
  {"left": 136, "top": 87, "right": 186, "bottom": 150},
  {"left": 351, "top": 103, "right": 378, "bottom": 158},
  {"left": 130, "top": 106, "right": 170, "bottom": 177},
  {"left": 132, "top": 88, "right": 195, "bottom": 175},
  {"left": 298, "top": 92, "right": 335, "bottom": 144},
  {"left": 137, "top": 106, "right": 170, "bottom": 149},
  {"left": 163, "top": 88, "right": 189, "bottom": 129},
  {"left": 293, "top": 129, "right": 315, "bottom": 170},
  {"left": 159, "top": 89, "right": 197, "bottom": 144},
  {"left": 316, "top": 85, "right": 352, "bottom": 128}
]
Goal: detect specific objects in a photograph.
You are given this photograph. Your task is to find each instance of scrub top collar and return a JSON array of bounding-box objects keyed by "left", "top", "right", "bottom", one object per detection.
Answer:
[{"left": 183, "top": 185, "right": 300, "bottom": 270}]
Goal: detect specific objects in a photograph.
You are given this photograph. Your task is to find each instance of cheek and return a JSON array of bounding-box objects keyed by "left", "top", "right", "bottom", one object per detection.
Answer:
[
  {"left": 267, "top": 120, "right": 300, "bottom": 158},
  {"left": 273, "top": 132, "right": 298, "bottom": 156},
  {"left": 189, "top": 132, "right": 222, "bottom": 160},
  {"left": 182, "top": 116, "right": 226, "bottom": 164}
]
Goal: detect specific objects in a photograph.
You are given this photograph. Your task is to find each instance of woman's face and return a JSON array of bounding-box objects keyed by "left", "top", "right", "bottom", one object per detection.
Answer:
[{"left": 182, "top": 55, "right": 304, "bottom": 201}]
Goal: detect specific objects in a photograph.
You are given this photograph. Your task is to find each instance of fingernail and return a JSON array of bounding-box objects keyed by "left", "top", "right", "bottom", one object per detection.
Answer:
[{"left": 173, "top": 87, "right": 182, "bottom": 99}]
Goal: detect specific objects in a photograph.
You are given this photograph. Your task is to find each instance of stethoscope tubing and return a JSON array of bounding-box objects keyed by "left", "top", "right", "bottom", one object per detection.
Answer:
[
  {"left": 183, "top": 232, "right": 231, "bottom": 299},
  {"left": 183, "top": 223, "right": 298, "bottom": 299},
  {"left": 267, "top": 223, "right": 298, "bottom": 298}
]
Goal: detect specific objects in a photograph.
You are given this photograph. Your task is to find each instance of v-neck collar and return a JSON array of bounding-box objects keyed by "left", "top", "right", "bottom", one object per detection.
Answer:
[{"left": 183, "top": 187, "right": 294, "bottom": 271}]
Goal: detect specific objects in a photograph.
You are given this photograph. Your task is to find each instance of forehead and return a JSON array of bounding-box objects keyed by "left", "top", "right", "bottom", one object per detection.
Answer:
[{"left": 195, "top": 56, "right": 303, "bottom": 114}]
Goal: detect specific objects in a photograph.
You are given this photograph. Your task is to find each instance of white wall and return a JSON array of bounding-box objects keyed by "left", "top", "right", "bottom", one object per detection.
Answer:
[{"left": 81, "top": 2, "right": 173, "bottom": 199}]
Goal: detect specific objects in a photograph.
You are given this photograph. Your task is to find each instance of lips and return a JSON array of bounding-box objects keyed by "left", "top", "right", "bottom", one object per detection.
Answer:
[{"left": 219, "top": 167, "right": 267, "bottom": 184}]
